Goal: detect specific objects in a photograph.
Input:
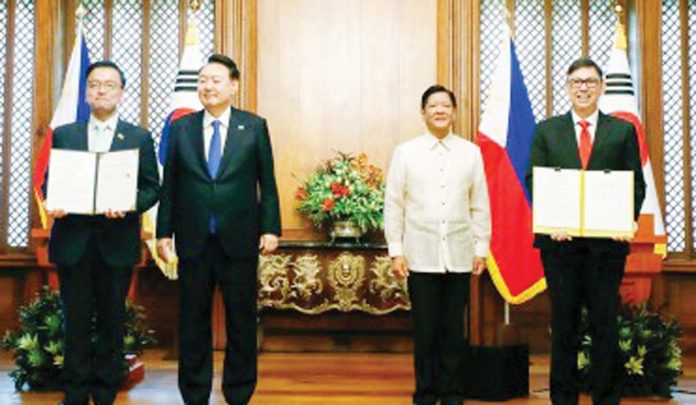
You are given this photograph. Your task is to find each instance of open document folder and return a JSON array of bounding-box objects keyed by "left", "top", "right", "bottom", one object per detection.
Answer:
[
  {"left": 46, "top": 148, "right": 139, "bottom": 215},
  {"left": 532, "top": 167, "right": 634, "bottom": 238}
]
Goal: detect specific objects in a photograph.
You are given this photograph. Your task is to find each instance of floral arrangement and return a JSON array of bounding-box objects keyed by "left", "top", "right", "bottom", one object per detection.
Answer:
[
  {"left": 1, "top": 287, "right": 156, "bottom": 391},
  {"left": 578, "top": 304, "right": 682, "bottom": 397},
  {"left": 295, "top": 152, "right": 385, "bottom": 233}
]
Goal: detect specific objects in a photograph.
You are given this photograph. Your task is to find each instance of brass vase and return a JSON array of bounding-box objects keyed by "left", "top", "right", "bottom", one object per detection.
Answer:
[{"left": 329, "top": 220, "right": 363, "bottom": 243}]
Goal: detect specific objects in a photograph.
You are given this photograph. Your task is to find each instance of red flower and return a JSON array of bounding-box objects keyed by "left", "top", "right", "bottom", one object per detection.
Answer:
[
  {"left": 331, "top": 182, "right": 351, "bottom": 198},
  {"left": 295, "top": 187, "right": 308, "bottom": 201},
  {"left": 321, "top": 198, "right": 335, "bottom": 211}
]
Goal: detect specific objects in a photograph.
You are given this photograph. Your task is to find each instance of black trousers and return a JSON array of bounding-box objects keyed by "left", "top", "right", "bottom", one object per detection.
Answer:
[
  {"left": 541, "top": 245, "right": 626, "bottom": 405},
  {"left": 58, "top": 240, "right": 132, "bottom": 405},
  {"left": 408, "top": 272, "right": 470, "bottom": 405},
  {"left": 178, "top": 235, "right": 258, "bottom": 405}
]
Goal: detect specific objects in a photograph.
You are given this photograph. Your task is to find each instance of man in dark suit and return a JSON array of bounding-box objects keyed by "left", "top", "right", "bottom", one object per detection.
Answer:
[
  {"left": 156, "top": 54, "right": 281, "bottom": 405},
  {"left": 46, "top": 60, "right": 160, "bottom": 405},
  {"left": 525, "top": 57, "right": 646, "bottom": 405}
]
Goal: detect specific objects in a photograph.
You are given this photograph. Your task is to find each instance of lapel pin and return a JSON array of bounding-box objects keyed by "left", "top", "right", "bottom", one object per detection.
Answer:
[
  {"left": 117, "top": 133, "right": 125, "bottom": 140},
  {"left": 237, "top": 124, "right": 245, "bottom": 130}
]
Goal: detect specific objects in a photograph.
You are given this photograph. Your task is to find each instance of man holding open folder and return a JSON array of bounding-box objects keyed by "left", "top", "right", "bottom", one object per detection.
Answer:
[
  {"left": 46, "top": 60, "right": 159, "bottom": 405},
  {"left": 525, "top": 57, "right": 646, "bottom": 405}
]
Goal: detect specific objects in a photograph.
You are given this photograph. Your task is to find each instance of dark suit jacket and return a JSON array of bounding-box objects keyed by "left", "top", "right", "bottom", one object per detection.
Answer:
[
  {"left": 524, "top": 111, "right": 646, "bottom": 255},
  {"left": 156, "top": 108, "right": 281, "bottom": 260},
  {"left": 48, "top": 120, "right": 160, "bottom": 267}
]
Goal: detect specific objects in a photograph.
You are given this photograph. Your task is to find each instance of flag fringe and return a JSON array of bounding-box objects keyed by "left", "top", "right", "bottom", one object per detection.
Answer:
[{"left": 486, "top": 254, "right": 547, "bottom": 305}]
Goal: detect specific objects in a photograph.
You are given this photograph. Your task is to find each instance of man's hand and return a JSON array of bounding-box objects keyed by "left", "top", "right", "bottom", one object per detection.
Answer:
[
  {"left": 157, "top": 238, "right": 175, "bottom": 263},
  {"left": 612, "top": 221, "right": 638, "bottom": 243},
  {"left": 550, "top": 231, "right": 572, "bottom": 242},
  {"left": 259, "top": 234, "right": 279, "bottom": 254},
  {"left": 391, "top": 256, "right": 409, "bottom": 278},
  {"left": 472, "top": 256, "right": 487, "bottom": 276},
  {"left": 46, "top": 208, "right": 68, "bottom": 219},
  {"left": 104, "top": 209, "right": 126, "bottom": 219}
]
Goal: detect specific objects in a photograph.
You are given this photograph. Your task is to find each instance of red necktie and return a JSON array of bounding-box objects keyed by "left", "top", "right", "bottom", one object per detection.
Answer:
[{"left": 578, "top": 120, "right": 592, "bottom": 169}]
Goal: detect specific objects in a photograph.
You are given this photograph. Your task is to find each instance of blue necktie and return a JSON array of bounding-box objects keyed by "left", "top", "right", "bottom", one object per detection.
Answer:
[
  {"left": 208, "top": 120, "right": 222, "bottom": 233},
  {"left": 207, "top": 120, "right": 222, "bottom": 178}
]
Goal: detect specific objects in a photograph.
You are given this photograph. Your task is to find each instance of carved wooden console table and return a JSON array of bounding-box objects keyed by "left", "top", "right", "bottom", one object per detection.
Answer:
[
  {"left": 258, "top": 241, "right": 410, "bottom": 315},
  {"left": 224, "top": 241, "right": 414, "bottom": 352}
]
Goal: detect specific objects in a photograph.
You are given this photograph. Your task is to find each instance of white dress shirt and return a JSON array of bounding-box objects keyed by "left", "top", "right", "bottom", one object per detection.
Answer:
[
  {"left": 571, "top": 109, "right": 599, "bottom": 145},
  {"left": 384, "top": 133, "right": 491, "bottom": 273},
  {"left": 88, "top": 114, "right": 118, "bottom": 153},
  {"left": 203, "top": 109, "right": 230, "bottom": 159}
]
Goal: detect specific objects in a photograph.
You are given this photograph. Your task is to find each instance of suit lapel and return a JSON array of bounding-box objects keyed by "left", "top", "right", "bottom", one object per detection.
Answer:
[
  {"left": 74, "top": 123, "right": 89, "bottom": 151},
  {"left": 558, "top": 112, "right": 582, "bottom": 168},
  {"left": 109, "top": 120, "right": 127, "bottom": 151},
  {"left": 217, "top": 107, "right": 244, "bottom": 176},
  {"left": 589, "top": 112, "right": 611, "bottom": 167},
  {"left": 189, "top": 111, "right": 209, "bottom": 178}
]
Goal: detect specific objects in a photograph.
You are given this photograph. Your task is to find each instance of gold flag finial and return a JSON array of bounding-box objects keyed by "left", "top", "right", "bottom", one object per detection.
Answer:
[
  {"left": 189, "top": 0, "right": 202, "bottom": 11},
  {"left": 611, "top": 1, "right": 627, "bottom": 51},
  {"left": 185, "top": 18, "right": 199, "bottom": 46},
  {"left": 613, "top": 21, "right": 627, "bottom": 51}
]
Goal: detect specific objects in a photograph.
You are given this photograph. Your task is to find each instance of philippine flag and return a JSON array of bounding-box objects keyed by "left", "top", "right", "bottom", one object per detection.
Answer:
[
  {"left": 476, "top": 27, "right": 545, "bottom": 304},
  {"left": 599, "top": 22, "right": 667, "bottom": 255},
  {"left": 144, "top": 19, "right": 203, "bottom": 279},
  {"left": 33, "top": 26, "right": 91, "bottom": 228}
]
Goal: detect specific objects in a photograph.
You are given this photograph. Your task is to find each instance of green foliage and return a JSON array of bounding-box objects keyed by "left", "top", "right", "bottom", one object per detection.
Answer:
[
  {"left": 578, "top": 304, "right": 682, "bottom": 397},
  {"left": 295, "top": 152, "right": 385, "bottom": 233},
  {"left": 1, "top": 287, "right": 156, "bottom": 391}
]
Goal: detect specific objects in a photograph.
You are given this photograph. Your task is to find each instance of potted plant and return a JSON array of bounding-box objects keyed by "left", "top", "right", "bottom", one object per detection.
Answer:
[
  {"left": 295, "top": 152, "right": 385, "bottom": 241},
  {"left": 577, "top": 304, "right": 682, "bottom": 398},
  {"left": 1, "top": 287, "right": 156, "bottom": 391}
]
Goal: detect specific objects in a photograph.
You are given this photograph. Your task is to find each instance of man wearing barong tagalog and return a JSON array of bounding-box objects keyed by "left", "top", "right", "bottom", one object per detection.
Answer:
[{"left": 384, "top": 84, "right": 491, "bottom": 405}]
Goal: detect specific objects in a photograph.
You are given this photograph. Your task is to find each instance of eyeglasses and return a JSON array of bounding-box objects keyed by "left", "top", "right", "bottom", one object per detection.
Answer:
[
  {"left": 87, "top": 81, "right": 119, "bottom": 91},
  {"left": 568, "top": 78, "right": 601, "bottom": 89}
]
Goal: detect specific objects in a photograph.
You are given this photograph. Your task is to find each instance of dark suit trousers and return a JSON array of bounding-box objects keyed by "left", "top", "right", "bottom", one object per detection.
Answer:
[
  {"left": 407, "top": 272, "right": 469, "bottom": 405},
  {"left": 178, "top": 235, "right": 258, "bottom": 405},
  {"left": 58, "top": 238, "right": 132, "bottom": 405},
  {"left": 541, "top": 245, "right": 626, "bottom": 405}
]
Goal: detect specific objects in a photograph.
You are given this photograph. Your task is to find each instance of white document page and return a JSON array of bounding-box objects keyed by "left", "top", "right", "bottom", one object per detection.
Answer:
[
  {"left": 532, "top": 167, "right": 582, "bottom": 235},
  {"left": 45, "top": 149, "right": 97, "bottom": 215},
  {"left": 95, "top": 149, "right": 139, "bottom": 214},
  {"left": 583, "top": 170, "right": 634, "bottom": 237}
]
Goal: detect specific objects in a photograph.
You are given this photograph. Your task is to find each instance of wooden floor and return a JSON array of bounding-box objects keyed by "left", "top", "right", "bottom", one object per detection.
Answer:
[{"left": 1, "top": 350, "right": 695, "bottom": 404}]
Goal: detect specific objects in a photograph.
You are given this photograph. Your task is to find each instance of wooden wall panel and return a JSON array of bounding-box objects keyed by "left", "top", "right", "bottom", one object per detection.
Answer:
[
  {"left": 655, "top": 274, "right": 696, "bottom": 356},
  {"left": 257, "top": 0, "right": 437, "bottom": 238}
]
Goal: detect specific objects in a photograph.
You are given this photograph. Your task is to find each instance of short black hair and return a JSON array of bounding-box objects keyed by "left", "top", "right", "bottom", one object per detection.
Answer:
[
  {"left": 206, "top": 53, "right": 240, "bottom": 81},
  {"left": 86, "top": 60, "right": 126, "bottom": 88},
  {"left": 421, "top": 85, "right": 457, "bottom": 109},
  {"left": 567, "top": 57, "right": 604, "bottom": 80}
]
